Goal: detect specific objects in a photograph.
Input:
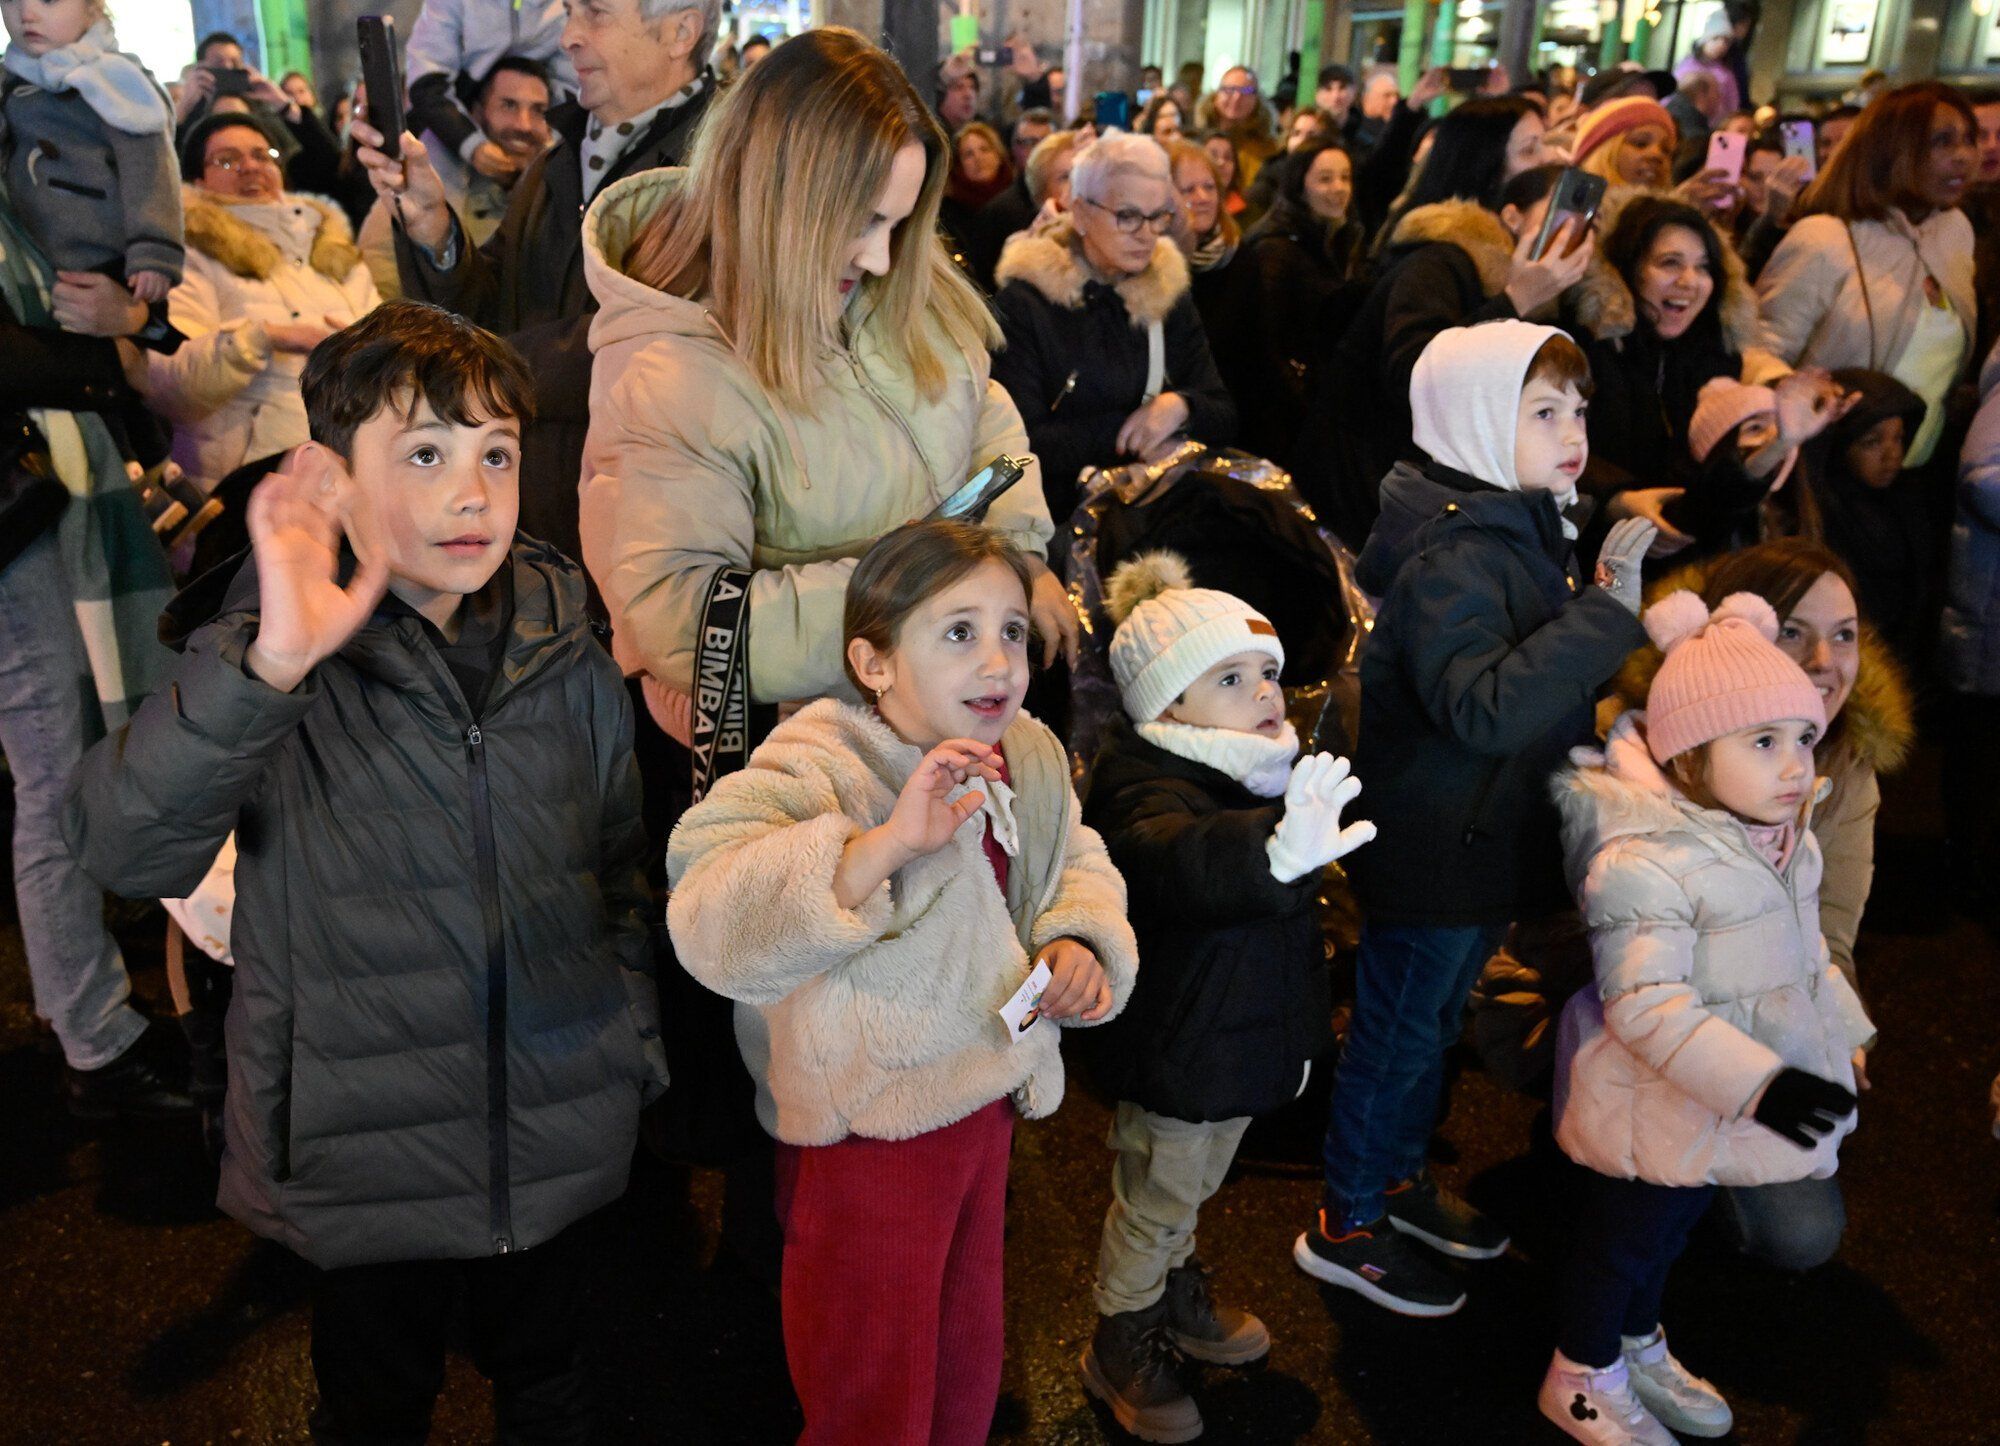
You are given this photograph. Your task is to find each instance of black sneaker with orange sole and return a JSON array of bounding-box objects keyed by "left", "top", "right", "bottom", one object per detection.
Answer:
[{"left": 1291, "top": 1210, "right": 1467, "bottom": 1317}]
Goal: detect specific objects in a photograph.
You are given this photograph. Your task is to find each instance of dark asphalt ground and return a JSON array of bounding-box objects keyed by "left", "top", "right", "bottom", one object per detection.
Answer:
[{"left": 1, "top": 754, "right": 1995, "bottom": 1446}]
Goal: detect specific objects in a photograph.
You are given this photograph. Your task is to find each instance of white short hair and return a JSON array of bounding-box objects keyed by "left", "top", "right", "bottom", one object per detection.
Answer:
[
  {"left": 640, "top": 0, "right": 723, "bottom": 67},
  {"left": 1070, "top": 129, "right": 1173, "bottom": 206}
]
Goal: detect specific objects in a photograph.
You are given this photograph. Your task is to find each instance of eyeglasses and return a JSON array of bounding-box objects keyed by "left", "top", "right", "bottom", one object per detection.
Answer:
[
  {"left": 208, "top": 146, "right": 282, "bottom": 173},
  {"left": 1219, "top": 84, "right": 1259, "bottom": 98},
  {"left": 1078, "top": 197, "right": 1178, "bottom": 235}
]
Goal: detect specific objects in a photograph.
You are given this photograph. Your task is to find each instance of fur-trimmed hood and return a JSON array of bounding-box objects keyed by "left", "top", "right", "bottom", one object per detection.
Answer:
[
  {"left": 1565, "top": 185, "right": 1757, "bottom": 351},
  {"left": 995, "top": 214, "right": 1191, "bottom": 327},
  {"left": 182, "top": 186, "right": 361, "bottom": 282},
  {"left": 1385, "top": 199, "right": 1523, "bottom": 304},
  {"left": 1608, "top": 556, "right": 1915, "bottom": 778}
]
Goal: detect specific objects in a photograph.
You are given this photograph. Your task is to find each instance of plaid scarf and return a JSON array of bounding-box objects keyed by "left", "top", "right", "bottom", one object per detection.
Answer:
[{"left": 0, "top": 182, "right": 173, "bottom": 732}]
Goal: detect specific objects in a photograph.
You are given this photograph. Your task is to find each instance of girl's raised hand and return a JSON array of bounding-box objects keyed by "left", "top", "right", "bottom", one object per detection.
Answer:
[{"left": 881, "top": 740, "right": 1002, "bottom": 861}]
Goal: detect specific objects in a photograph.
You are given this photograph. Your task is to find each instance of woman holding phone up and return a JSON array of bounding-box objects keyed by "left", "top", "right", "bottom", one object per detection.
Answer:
[{"left": 576, "top": 28, "right": 1068, "bottom": 741}]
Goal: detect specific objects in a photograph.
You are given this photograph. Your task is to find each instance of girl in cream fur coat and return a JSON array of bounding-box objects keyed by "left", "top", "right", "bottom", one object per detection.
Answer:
[
  {"left": 1540, "top": 590, "right": 1876, "bottom": 1446},
  {"left": 667, "top": 521, "right": 1138, "bottom": 1446}
]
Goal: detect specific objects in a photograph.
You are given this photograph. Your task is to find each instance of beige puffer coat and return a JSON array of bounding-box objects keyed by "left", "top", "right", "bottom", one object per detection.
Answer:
[
  {"left": 1749, "top": 209, "right": 1976, "bottom": 384},
  {"left": 1552, "top": 713, "right": 1876, "bottom": 1188},
  {"left": 577, "top": 170, "right": 1055, "bottom": 714},
  {"left": 665, "top": 699, "right": 1138, "bottom": 1147},
  {"left": 144, "top": 188, "right": 379, "bottom": 490}
]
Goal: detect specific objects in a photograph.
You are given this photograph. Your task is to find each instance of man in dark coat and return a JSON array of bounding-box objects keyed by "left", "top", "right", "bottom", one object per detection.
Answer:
[{"left": 356, "top": 0, "right": 718, "bottom": 608}]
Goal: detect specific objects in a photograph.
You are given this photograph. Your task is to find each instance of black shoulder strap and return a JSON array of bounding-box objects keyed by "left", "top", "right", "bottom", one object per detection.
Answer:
[{"left": 689, "top": 567, "right": 753, "bottom": 805}]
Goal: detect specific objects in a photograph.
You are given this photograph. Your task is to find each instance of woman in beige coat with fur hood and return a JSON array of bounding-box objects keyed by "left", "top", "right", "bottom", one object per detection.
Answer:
[
  {"left": 145, "top": 118, "right": 379, "bottom": 493},
  {"left": 576, "top": 31, "right": 1063, "bottom": 738}
]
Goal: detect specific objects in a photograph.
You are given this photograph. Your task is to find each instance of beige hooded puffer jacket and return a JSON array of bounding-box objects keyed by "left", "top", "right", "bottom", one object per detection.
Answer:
[
  {"left": 576, "top": 170, "right": 1056, "bottom": 718},
  {"left": 1552, "top": 712, "right": 1876, "bottom": 1189}
]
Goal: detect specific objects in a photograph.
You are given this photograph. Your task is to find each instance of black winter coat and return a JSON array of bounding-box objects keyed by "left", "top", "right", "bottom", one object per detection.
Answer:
[
  {"left": 1349, "top": 462, "right": 1644, "bottom": 926},
  {"left": 1079, "top": 717, "right": 1329, "bottom": 1121},
  {"left": 64, "top": 542, "right": 660, "bottom": 1269},
  {"left": 1214, "top": 198, "right": 1364, "bottom": 464},
  {"left": 991, "top": 218, "right": 1236, "bottom": 535},
  {"left": 1290, "top": 201, "right": 1521, "bottom": 547}
]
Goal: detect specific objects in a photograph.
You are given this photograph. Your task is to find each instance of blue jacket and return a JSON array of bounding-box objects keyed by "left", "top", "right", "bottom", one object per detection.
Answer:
[{"left": 1944, "top": 342, "right": 2000, "bottom": 695}]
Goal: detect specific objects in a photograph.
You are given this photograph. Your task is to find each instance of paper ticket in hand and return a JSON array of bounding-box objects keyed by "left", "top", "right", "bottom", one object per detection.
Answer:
[{"left": 999, "top": 960, "right": 1053, "bottom": 1043}]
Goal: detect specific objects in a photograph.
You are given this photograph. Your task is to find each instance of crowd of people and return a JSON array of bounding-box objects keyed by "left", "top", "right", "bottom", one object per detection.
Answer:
[{"left": 3, "top": 0, "right": 1999, "bottom": 1443}]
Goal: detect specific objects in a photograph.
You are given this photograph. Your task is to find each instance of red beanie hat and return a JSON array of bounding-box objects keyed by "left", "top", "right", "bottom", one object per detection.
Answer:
[{"left": 1573, "top": 95, "right": 1678, "bottom": 168}]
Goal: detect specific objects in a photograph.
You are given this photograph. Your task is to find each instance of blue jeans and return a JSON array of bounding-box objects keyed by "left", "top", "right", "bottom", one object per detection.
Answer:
[
  {"left": 1717, "top": 1175, "right": 1846, "bottom": 1272},
  {"left": 0, "top": 532, "right": 146, "bottom": 1069},
  {"left": 1321, "top": 921, "right": 1507, "bottom": 1230}
]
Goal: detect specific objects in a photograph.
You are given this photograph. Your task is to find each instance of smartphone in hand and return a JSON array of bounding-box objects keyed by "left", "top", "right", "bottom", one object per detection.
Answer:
[
  {"left": 1529, "top": 168, "right": 1607, "bottom": 262},
  {"left": 928, "top": 456, "right": 1029, "bottom": 523},
  {"left": 1779, "top": 119, "right": 1817, "bottom": 181},
  {"left": 1704, "top": 130, "right": 1746, "bottom": 206},
  {"left": 356, "top": 15, "right": 406, "bottom": 160}
]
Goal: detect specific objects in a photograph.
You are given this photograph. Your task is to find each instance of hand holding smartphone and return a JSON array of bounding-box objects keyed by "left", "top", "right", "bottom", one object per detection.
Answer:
[
  {"left": 1529, "top": 168, "right": 1607, "bottom": 262},
  {"left": 1704, "top": 131, "right": 1746, "bottom": 207},
  {"left": 1779, "top": 119, "right": 1817, "bottom": 181}
]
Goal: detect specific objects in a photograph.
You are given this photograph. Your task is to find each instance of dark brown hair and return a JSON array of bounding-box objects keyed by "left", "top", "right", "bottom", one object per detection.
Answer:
[
  {"left": 1801, "top": 82, "right": 1977, "bottom": 222},
  {"left": 842, "top": 521, "right": 1035, "bottom": 695},
  {"left": 300, "top": 300, "right": 536, "bottom": 459},
  {"left": 1693, "top": 538, "right": 1863, "bottom": 759},
  {"left": 1525, "top": 332, "right": 1595, "bottom": 398}
]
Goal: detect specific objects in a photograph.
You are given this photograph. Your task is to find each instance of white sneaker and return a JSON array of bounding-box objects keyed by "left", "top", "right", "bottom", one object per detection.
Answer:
[
  {"left": 1622, "top": 1329, "right": 1733, "bottom": 1438},
  {"left": 1537, "top": 1351, "right": 1678, "bottom": 1445}
]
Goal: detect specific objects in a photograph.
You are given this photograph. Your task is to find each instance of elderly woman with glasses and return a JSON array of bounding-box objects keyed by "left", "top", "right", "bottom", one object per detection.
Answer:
[
  {"left": 992, "top": 130, "right": 1237, "bottom": 545},
  {"left": 144, "top": 112, "right": 380, "bottom": 494}
]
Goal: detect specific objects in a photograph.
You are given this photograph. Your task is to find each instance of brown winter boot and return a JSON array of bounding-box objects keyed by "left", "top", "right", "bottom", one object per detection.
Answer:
[
  {"left": 1079, "top": 1300, "right": 1203, "bottom": 1443},
  {"left": 1164, "top": 1258, "right": 1271, "bottom": 1365}
]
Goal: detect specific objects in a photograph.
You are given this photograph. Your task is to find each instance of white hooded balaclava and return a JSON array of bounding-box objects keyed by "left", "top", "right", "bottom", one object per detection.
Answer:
[{"left": 1410, "top": 319, "right": 1576, "bottom": 502}]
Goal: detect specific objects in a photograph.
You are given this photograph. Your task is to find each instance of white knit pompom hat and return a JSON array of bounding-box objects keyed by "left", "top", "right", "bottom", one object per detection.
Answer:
[{"left": 1105, "top": 552, "right": 1285, "bottom": 723}]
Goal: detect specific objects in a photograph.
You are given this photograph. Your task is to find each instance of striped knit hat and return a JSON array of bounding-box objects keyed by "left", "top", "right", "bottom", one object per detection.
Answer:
[
  {"left": 1573, "top": 95, "right": 1678, "bottom": 168},
  {"left": 1642, "top": 590, "right": 1826, "bottom": 763}
]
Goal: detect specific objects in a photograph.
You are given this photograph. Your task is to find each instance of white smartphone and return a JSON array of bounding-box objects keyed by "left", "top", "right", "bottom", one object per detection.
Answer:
[{"left": 1779, "top": 119, "right": 1817, "bottom": 181}]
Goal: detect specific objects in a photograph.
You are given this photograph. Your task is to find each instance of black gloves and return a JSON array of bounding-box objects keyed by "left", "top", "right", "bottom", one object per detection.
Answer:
[{"left": 1753, "top": 1067, "right": 1859, "bottom": 1149}]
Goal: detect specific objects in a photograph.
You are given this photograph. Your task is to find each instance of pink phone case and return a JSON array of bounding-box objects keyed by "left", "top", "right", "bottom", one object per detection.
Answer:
[{"left": 1706, "top": 131, "right": 1746, "bottom": 184}]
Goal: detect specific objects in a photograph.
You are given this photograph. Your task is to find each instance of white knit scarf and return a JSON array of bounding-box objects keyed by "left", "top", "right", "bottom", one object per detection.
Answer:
[
  {"left": 4, "top": 20, "right": 171, "bottom": 136},
  {"left": 1135, "top": 719, "right": 1300, "bottom": 798}
]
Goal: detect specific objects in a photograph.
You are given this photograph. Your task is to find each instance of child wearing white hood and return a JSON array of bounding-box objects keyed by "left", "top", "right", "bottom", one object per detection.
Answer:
[{"left": 1296, "top": 320, "right": 1659, "bottom": 1318}]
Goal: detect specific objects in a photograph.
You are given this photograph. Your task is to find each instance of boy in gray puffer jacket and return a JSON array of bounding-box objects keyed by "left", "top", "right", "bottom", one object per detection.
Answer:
[
  {"left": 0, "top": 3, "right": 182, "bottom": 299},
  {"left": 65, "top": 301, "right": 661, "bottom": 1441}
]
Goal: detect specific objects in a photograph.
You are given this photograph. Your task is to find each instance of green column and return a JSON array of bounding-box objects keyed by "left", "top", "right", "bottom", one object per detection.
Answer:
[
  {"left": 1429, "top": 0, "right": 1457, "bottom": 67},
  {"left": 256, "top": 0, "right": 312, "bottom": 80},
  {"left": 1630, "top": 9, "right": 1654, "bottom": 62},
  {"left": 1398, "top": 0, "right": 1428, "bottom": 92},
  {"left": 1599, "top": 0, "right": 1625, "bottom": 67},
  {"left": 1297, "top": 0, "right": 1325, "bottom": 107}
]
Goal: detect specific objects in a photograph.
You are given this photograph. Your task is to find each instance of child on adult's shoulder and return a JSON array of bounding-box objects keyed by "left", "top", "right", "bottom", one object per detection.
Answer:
[
  {"left": 1, "top": 0, "right": 184, "bottom": 304},
  {"left": 667, "top": 519, "right": 1138, "bottom": 1446},
  {"left": 1539, "top": 589, "right": 1874, "bottom": 1445},
  {"left": 1298, "top": 319, "right": 1657, "bottom": 1320},
  {"left": 63, "top": 300, "right": 661, "bottom": 1441},
  {"left": 1077, "top": 550, "right": 1373, "bottom": 1443}
]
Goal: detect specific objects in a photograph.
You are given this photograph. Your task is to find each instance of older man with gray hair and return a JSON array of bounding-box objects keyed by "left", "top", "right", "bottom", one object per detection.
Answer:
[{"left": 358, "top": 0, "right": 720, "bottom": 336}]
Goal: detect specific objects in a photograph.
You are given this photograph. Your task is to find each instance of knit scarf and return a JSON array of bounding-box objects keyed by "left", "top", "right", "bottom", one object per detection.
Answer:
[
  {"left": 0, "top": 178, "right": 173, "bottom": 731},
  {"left": 1187, "top": 225, "right": 1236, "bottom": 273},
  {"left": 3, "top": 20, "right": 171, "bottom": 135},
  {"left": 1136, "top": 719, "right": 1299, "bottom": 797}
]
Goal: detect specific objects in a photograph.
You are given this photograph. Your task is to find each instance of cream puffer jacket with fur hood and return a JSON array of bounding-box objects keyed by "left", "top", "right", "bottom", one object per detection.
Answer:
[
  {"left": 144, "top": 187, "right": 379, "bottom": 490},
  {"left": 666, "top": 700, "right": 1139, "bottom": 1147},
  {"left": 1552, "top": 712, "right": 1876, "bottom": 1188}
]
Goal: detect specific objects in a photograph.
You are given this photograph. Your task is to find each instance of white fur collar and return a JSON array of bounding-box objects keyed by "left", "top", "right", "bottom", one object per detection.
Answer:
[{"left": 1137, "top": 719, "right": 1299, "bottom": 797}]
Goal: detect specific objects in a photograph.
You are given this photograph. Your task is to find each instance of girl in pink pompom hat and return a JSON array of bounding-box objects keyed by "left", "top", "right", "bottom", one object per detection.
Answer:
[{"left": 1534, "top": 589, "right": 1877, "bottom": 1445}]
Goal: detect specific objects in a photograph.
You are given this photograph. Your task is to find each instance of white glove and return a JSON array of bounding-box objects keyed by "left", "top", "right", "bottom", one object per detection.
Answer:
[{"left": 1266, "top": 753, "right": 1378, "bottom": 884}]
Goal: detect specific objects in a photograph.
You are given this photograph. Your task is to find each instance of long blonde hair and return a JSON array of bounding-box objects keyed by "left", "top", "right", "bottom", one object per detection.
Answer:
[{"left": 623, "top": 28, "right": 996, "bottom": 407}]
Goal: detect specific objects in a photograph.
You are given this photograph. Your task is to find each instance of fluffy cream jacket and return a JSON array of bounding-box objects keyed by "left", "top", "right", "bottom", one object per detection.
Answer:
[
  {"left": 666, "top": 700, "right": 1139, "bottom": 1147},
  {"left": 1552, "top": 713, "right": 1876, "bottom": 1188}
]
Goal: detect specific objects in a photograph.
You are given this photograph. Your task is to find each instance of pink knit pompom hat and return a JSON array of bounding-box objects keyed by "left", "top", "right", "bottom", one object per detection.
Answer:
[
  {"left": 1642, "top": 590, "right": 1826, "bottom": 763},
  {"left": 1688, "top": 378, "right": 1798, "bottom": 492}
]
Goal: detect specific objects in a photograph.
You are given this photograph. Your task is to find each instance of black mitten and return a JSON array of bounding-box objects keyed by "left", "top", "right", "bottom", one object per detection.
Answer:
[{"left": 1752, "top": 1067, "right": 1859, "bottom": 1149}]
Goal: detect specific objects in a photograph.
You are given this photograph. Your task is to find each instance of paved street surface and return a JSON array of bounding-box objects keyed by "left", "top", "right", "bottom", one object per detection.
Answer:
[{"left": 1, "top": 758, "right": 1995, "bottom": 1445}]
